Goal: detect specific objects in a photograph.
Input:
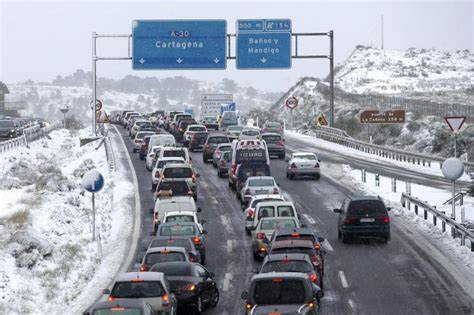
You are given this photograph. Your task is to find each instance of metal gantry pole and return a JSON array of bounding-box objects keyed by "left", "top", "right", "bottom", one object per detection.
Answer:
[
  {"left": 92, "top": 192, "right": 96, "bottom": 241},
  {"left": 92, "top": 32, "right": 97, "bottom": 136},
  {"left": 329, "top": 30, "right": 335, "bottom": 127}
]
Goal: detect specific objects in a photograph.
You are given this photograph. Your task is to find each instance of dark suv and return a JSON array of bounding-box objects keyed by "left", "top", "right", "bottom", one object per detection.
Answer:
[
  {"left": 202, "top": 134, "right": 230, "bottom": 163},
  {"left": 333, "top": 196, "right": 391, "bottom": 243}
]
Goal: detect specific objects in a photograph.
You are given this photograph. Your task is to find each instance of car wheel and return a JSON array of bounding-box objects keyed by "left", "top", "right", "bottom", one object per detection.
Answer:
[
  {"left": 217, "top": 170, "right": 222, "bottom": 178},
  {"left": 337, "top": 229, "right": 342, "bottom": 240},
  {"left": 314, "top": 174, "right": 321, "bottom": 180},
  {"left": 201, "top": 255, "right": 206, "bottom": 265},
  {"left": 208, "top": 287, "right": 219, "bottom": 308},
  {"left": 237, "top": 192, "right": 241, "bottom": 200},
  {"left": 194, "top": 194, "right": 197, "bottom": 201},
  {"left": 151, "top": 183, "right": 156, "bottom": 192},
  {"left": 202, "top": 157, "right": 207, "bottom": 163},
  {"left": 245, "top": 227, "right": 251, "bottom": 236},
  {"left": 253, "top": 250, "right": 260, "bottom": 261},
  {"left": 341, "top": 232, "right": 350, "bottom": 244},
  {"left": 196, "top": 294, "right": 203, "bottom": 314}
]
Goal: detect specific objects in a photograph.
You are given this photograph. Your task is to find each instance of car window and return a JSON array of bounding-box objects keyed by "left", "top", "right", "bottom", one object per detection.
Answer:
[
  {"left": 157, "top": 181, "right": 189, "bottom": 194},
  {"left": 166, "top": 215, "right": 194, "bottom": 223},
  {"left": 253, "top": 279, "right": 306, "bottom": 304},
  {"left": 150, "top": 239, "right": 192, "bottom": 251},
  {"left": 260, "top": 219, "right": 296, "bottom": 230},
  {"left": 208, "top": 136, "right": 229, "bottom": 144},
  {"left": 248, "top": 179, "right": 275, "bottom": 187},
  {"left": 163, "top": 150, "right": 186, "bottom": 158},
  {"left": 261, "top": 261, "right": 312, "bottom": 273},
  {"left": 262, "top": 135, "right": 281, "bottom": 143},
  {"left": 189, "top": 126, "right": 206, "bottom": 131},
  {"left": 111, "top": 281, "right": 165, "bottom": 298},
  {"left": 276, "top": 235, "right": 315, "bottom": 243},
  {"left": 194, "top": 264, "right": 208, "bottom": 278},
  {"left": 348, "top": 200, "right": 386, "bottom": 215},
  {"left": 294, "top": 154, "right": 316, "bottom": 161},
  {"left": 145, "top": 251, "right": 186, "bottom": 265},
  {"left": 277, "top": 206, "right": 294, "bottom": 217},
  {"left": 159, "top": 225, "right": 196, "bottom": 236},
  {"left": 163, "top": 167, "right": 193, "bottom": 178},
  {"left": 258, "top": 206, "right": 275, "bottom": 219},
  {"left": 158, "top": 160, "right": 184, "bottom": 168},
  {"left": 0, "top": 120, "right": 15, "bottom": 127},
  {"left": 151, "top": 263, "right": 194, "bottom": 276}
]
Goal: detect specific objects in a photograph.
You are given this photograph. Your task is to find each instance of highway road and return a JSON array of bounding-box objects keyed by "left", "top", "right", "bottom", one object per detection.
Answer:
[{"left": 113, "top": 126, "right": 474, "bottom": 315}]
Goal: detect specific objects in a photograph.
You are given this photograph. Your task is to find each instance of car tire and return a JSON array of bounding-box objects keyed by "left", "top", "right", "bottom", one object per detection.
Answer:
[
  {"left": 279, "top": 153, "right": 285, "bottom": 160},
  {"left": 202, "top": 157, "right": 207, "bottom": 163},
  {"left": 139, "top": 155, "right": 144, "bottom": 160},
  {"left": 337, "top": 230, "right": 342, "bottom": 240},
  {"left": 194, "top": 194, "right": 197, "bottom": 201},
  {"left": 208, "top": 287, "right": 219, "bottom": 308},
  {"left": 201, "top": 255, "right": 206, "bottom": 265},
  {"left": 217, "top": 170, "right": 222, "bottom": 178},
  {"left": 253, "top": 250, "right": 260, "bottom": 261},
  {"left": 245, "top": 227, "right": 251, "bottom": 236},
  {"left": 341, "top": 232, "right": 350, "bottom": 244},
  {"left": 314, "top": 174, "right": 321, "bottom": 180},
  {"left": 196, "top": 294, "right": 203, "bottom": 314},
  {"left": 151, "top": 183, "right": 156, "bottom": 192}
]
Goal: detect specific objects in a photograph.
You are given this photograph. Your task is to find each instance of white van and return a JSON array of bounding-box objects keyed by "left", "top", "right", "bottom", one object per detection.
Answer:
[
  {"left": 229, "top": 139, "right": 270, "bottom": 189},
  {"left": 158, "top": 147, "right": 190, "bottom": 164},
  {"left": 153, "top": 196, "right": 200, "bottom": 233},
  {"left": 149, "top": 134, "right": 176, "bottom": 148},
  {"left": 245, "top": 200, "right": 299, "bottom": 232}
]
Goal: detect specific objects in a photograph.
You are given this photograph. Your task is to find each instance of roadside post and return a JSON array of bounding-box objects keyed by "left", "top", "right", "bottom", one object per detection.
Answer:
[
  {"left": 82, "top": 170, "right": 105, "bottom": 241},
  {"left": 441, "top": 158, "right": 464, "bottom": 223},
  {"left": 285, "top": 96, "right": 298, "bottom": 129},
  {"left": 444, "top": 116, "right": 466, "bottom": 157}
]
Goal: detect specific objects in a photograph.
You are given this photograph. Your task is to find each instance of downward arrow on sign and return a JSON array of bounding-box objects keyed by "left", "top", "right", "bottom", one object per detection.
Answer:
[{"left": 261, "top": 57, "right": 267, "bottom": 63}]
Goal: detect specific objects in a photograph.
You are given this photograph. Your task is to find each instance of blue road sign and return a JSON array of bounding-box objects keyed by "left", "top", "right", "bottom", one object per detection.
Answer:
[
  {"left": 236, "top": 19, "right": 292, "bottom": 69},
  {"left": 220, "top": 102, "right": 236, "bottom": 114},
  {"left": 82, "top": 170, "right": 105, "bottom": 193},
  {"left": 132, "top": 20, "right": 227, "bottom": 70}
]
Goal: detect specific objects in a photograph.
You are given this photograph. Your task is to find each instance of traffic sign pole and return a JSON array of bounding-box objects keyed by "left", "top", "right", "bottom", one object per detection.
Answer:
[
  {"left": 92, "top": 32, "right": 97, "bottom": 136},
  {"left": 92, "top": 192, "right": 95, "bottom": 241}
]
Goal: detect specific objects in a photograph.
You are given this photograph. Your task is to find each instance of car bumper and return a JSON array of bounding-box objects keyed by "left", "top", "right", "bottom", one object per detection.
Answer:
[
  {"left": 342, "top": 225, "right": 390, "bottom": 237},
  {"left": 132, "top": 143, "right": 142, "bottom": 150},
  {"left": 287, "top": 168, "right": 320, "bottom": 175},
  {"left": 267, "top": 147, "right": 285, "bottom": 154},
  {"left": 174, "top": 291, "right": 199, "bottom": 305},
  {"left": 218, "top": 166, "right": 228, "bottom": 174}
]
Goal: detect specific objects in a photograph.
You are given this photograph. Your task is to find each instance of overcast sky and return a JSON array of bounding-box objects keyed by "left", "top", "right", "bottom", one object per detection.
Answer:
[{"left": 1, "top": 0, "right": 472, "bottom": 92}]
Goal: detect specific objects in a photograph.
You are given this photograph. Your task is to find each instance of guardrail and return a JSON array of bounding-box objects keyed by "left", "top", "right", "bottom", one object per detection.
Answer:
[
  {"left": 400, "top": 193, "right": 474, "bottom": 251},
  {"left": 0, "top": 122, "right": 62, "bottom": 154},
  {"left": 104, "top": 135, "right": 116, "bottom": 172},
  {"left": 302, "top": 126, "right": 474, "bottom": 172}
]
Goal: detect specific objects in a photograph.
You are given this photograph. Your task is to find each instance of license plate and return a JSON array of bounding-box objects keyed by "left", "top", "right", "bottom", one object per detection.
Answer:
[
  {"left": 360, "top": 218, "right": 375, "bottom": 223},
  {"left": 256, "top": 190, "right": 267, "bottom": 194}
]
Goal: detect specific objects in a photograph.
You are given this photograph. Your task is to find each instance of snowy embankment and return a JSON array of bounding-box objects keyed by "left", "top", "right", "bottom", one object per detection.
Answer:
[{"left": 0, "top": 128, "right": 134, "bottom": 314}]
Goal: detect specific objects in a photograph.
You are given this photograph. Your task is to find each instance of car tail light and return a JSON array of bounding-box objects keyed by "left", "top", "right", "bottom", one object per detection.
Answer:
[
  {"left": 245, "top": 302, "right": 252, "bottom": 312},
  {"left": 273, "top": 188, "right": 279, "bottom": 194},
  {"left": 277, "top": 141, "right": 284, "bottom": 147},
  {"left": 290, "top": 163, "right": 297, "bottom": 169},
  {"left": 111, "top": 307, "right": 126, "bottom": 311},
  {"left": 344, "top": 217, "right": 358, "bottom": 225},
  {"left": 193, "top": 236, "right": 201, "bottom": 245},
  {"left": 162, "top": 293, "right": 170, "bottom": 307},
  {"left": 307, "top": 300, "right": 316, "bottom": 309},
  {"left": 220, "top": 160, "right": 225, "bottom": 166},
  {"left": 184, "top": 284, "right": 197, "bottom": 291},
  {"left": 256, "top": 232, "right": 266, "bottom": 240},
  {"left": 272, "top": 278, "right": 283, "bottom": 283},
  {"left": 245, "top": 188, "right": 250, "bottom": 195},
  {"left": 107, "top": 296, "right": 114, "bottom": 301},
  {"left": 134, "top": 139, "right": 140, "bottom": 143},
  {"left": 179, "top": 128, "right": 183, "bottom": 132},
  {"left": 310, "top": 273, "right": 317, "bottom": 283},
  {"left": 192, "top": 174, "right": 196, "bottom": 183},
  {"left": 154, "top": 171, "right": 160, "bottom": 178},
  {"left": 315, "top": 163, "right": 320, "bottom": 168},
  {"left": 139, "top": 264, "right": 149, "bottom": 272},
  {"left": 248, "top": 208, "right": 254, "bottom": 218},
  {"left": 381, "top": 216, "right": 390, "bottom": 223},
  {"left": 189, "top": 255, "right": 195, "bottom": 262},
  {"left": 314, "top": 243, "right": 321, "bottom": 250},
  {"left": 310, "top": 254, "right": 320, "bottom": 267},
  {"left": 231, "top": 164, "right": 237, "bottom": 175},
  {"left": 291, "top": 232, "right": 300, "bottom": 237}
]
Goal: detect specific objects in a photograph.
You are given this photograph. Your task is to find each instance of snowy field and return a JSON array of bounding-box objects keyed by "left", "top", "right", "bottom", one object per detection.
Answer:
[{"left": 0, "top": 128, "right": 134, "bottom": 314}]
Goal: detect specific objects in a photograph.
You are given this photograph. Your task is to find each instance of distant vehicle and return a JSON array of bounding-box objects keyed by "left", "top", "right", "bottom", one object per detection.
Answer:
[
  {"left": 164, "top": 111, "right": 183, "bottom": 131},
  {"left": 84, "top": 299, "right": 157, "bottom": 315},
  {"left": 145, "top": 145, "right": 163, "bottom": 171},
  {"left": 188, "top": 131, "right": 209, "bottom": 152},
  {"left": 158, "top": 163, "right": 199, "bottom": 200},
  {"left": 130, "top": 120, "right": 153, "bottom": 138},
  {"left": 152, "top": 196, "right": 199, "bottom": 233},
  {"left": 333, "top": 196, "right": 391, "bottom": 243},
  {"left": 241, "top": 272, "right": 320, "bottom": 315},
  {"left": 150, "top": 262, "right": 219, "bottom": 312},
  {"left": 183, "top": 124, "right": 207, "bottom": 146},
  {"left": 139, "top": 135, "right": 153, "bottom": 160},
  {"left": 0, "top": 119, "right": 22, "bottom": 138},
  {"left": 158, "top": 147, "right": 190, "bottom": 164},
  {"left": 232, "top": 162, "right": 271, "bottom": 193},
  {"left": 238, "top": 176, "right": 280, "bottom": 205},
  {"left": 151, "top": 157, "right": 186, "bottom": 191},
  {"left": 149, "top": 134, "right": 176, "bottom": 149},
  {"left": 122, "top": 112, "right": 140, "bottom": 127},
  {"left": 245, "top": 201, "right": 299, "bottom": 233},
  {"left": 101, "top": 272, "right": 178, "bottom": 314},
  {"left": 132, "top": 131, "right": 155, "bottom": 152},
  {"left": 251, "top": 217, "right": 299, "bottom": 260},
  {"left": 219, "top": 111, "right": 238, "bottom": 129},
  {"left": 153, "top": 179, "right": 194, "bottom": 202},
  {"left": 261, "top": 133, "right": 285, "bottom": 159},
  {"left": 201, "top": 116, "right": 219, "bottom": 130},
  {"left": 225, "top": 125, "right": 243, "bottom": 141},
  {"left": 262, "top": 121, "right": 284, "bottom": 137},
  {"left": 139, "top": 246, "right": 190, "bottom": 271},
  {"left": 243, "top": 194, "right": 285, "bottom": 215},
  {"left": 216, "top": 151, "right": 231, "bottom": 178},
  {"left": 212, "top": 143, "right": 232, "bottom": 167},
  {"left": 174, "top": 119, "right": 197, "bottom": 142},
  {"left": 202, "top": 134, "right": 230, "bottom": 163},
  {"left": 162, "top": 210, "right": 204, "bottom": 233},
  {"left": 286, "top": 152, "right": 321, "bottom": 180},
  {"left": 147, "top": 236, "right": 202, "bottom": 264},
  {"left": 239, "top": 127, "right": 261, "bottom": 140}
]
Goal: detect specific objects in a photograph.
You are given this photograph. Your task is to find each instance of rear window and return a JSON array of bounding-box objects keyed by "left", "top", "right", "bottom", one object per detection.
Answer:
[
  {"left": 136, "top": 132, "right": 154, "bottom": 139},
  {"left": 111, "top": 280, "right": 165, "bottom": 298},
  {"left": 145, "top": 251, "right": 186, "bottom": 265},
  {"left": 158, "top": 160, "right": 184, "bottom": 168},
  {"left": 136, "top": 121, "right": 151, "bottom": 127},
  {"left": 248, "top": 178, "right": 275, "bottom": 187},
  {"left": 163, "top": 167, "right": 193, "bottom": 178},
  {"left": 262, "top": 135, "right": 281, "bottom": 143},
  {"left": 260, "top": 219, "right": 296, "bottom": 230},
  {"left": 218, "top": 145, "right": 231, "bottom": 152},
  {"left": 189, "top": 126, "right": 206, "bottom": 131},
  {"left": 258, "top": 206, "right": 275, "bottom": 219},
  {"left": 159, "top": 225, "right": 196, "bottom": 236},
  {"left": 151, "top": 264, "right": 194, "bottom": 276},
  {"left": 208, "top": 136, "right": 229, "bottom": 144},
  {"left": 163, "top": 150, "right": 186, "bottom": 158},
  {"left": 271, "top": 247, "right": 315, "bottom": 256},
  {"left": 266, "top": 122, "right": 281, "bottom": 128},
  {"left": 294, "top": 154, "right": 317, "bottom": 161},
  {"left": 165, "top": 215, "right": 194, "bottom": 223},
  {"left": 242, "top": 130, "right": 259, "bottom": 136},
  {"left": 238, "top": 164, "right": 270, "bottom": 179},
  {"left": 261, "top": 260, "right": 312, "bottom": 273},
  {"left": 0, "top": 120, "right": 14, "bottom": 127},
  {"left": 157, "top": 181, "right": 189, "bottom": 194},
  {"left": 253, "top": 279, "right": 306, "bottom": 304},
  {"left": 277, "top": 206, "right": 294, "bottom": 217},
  {"left": 150, "top": 239, "right": 192, "bottom": 251},
  {"left": 94, "top": 309, "right": 141, "bottom": 315},
  {"left": 223, "top": 112, "right": 237, "bottom": 119},
  {"left": 348, "top": 200, "right": 386, "bottom": 215},
  {"left": 251, "top": 198, "right": 282, "bottom": 208}
]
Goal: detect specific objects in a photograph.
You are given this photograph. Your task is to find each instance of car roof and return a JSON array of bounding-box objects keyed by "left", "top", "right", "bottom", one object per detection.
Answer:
[
  {"left": 261, "top": 132, "right": 281, "bottom": 137},
  {"left": 273, "top": 227, "right": 316, "bottom": 237},
  {"left": 163, "top": 163, "right": 192, "bottom": 169},
  {"left": 293, "top": 152, "right": 315, "bottom": 156},
  {"left": 263, "top": 253, "right": 312, "bottom": 263},
  {"left": 188, "top": 124, "right": 205, "bottom": 128},
  {"left": 250, "top": 194, "right": 284, "bottom": 201},
  {"left": 159, "top": 222, "right": 198, "bottom": 227},
  {"left": 259, "top": 217, "right": 296, "bottom": 223},
  {"left": 271, "top": 239, "right": 314, "bottom": 249},
  {"left": 208, "top": 133, "right": 227, "bottom": 137},
  {"left": 257, "top": 201, "right": 294, "bottom": 208},
  {"left": 146, "top": 246, "right": 187, "bottom": 254},
  {"left": 247, "top": 176, "right": 274, "bottom": 181},
  {"left": 251, "top": 271, "right": 309, "bottom": 281},
  {"left": 164, "top": 210, "right": 196, "bottom": 216},
  {"left": 115, "top": 271, "right": 165, "bottom": 282},
  {"left": 158, "top": 157, "right": 185, "bottom": 161},
  {"left": 216, "top": 143, "right": 231, "bottom": 147},
  {"left": 155, "top": 196, "right": 195, "bottom": 204},
  {"left": 151, "top": 235, "right": 194, "bottom": 242},
  {"left": 350, "top": 195, "right": 381, "bottom": 201},
  {"left": 162, "top": 147, "right": 186, "bottom": 151}
]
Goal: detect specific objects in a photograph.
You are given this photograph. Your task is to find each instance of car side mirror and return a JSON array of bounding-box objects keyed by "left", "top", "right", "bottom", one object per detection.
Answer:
[
  {"left": 102, "top": 288, "right": 111, "bottom": 295},
  {"left": 196, "top": 173, "right": 200, "bottom": 178},
  {"left": 200, "top": 219, "right": 207, "bottom": 224},
  {"left": 318, "top": 237, "right": 325, "bottom": 243},
  {"left": 241, "top": 291, "right": 248, "bottom": 300},
  {"left": 318, "top": 159, "right": 321, "bottom": 162},
  {"left": 301, "top": 223, "right": 307, "bottom": 228},
  {"left": 386, "top": 207, "right": 392, "bottom": 211},
  {"left": 197, "top": 207, "right": 202, "bottom": 213},
  {"left": 209, "top": 272, "right": 215, "bottom": 278},
  {"left": 333, "top": 208, "right": 342, "bottom": 214},
  {"left": 202, "top": 229, "right": 208, "bottom": 234}
]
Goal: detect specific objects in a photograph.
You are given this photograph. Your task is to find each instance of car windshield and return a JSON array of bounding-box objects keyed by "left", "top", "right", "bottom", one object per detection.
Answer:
[
  {"left": 261, "top": 260, "right": 313, "bottom": 273},
  {"left": 260, "top": 219, "right": 296, "bottom": 230},
  {"left": 253, "top": 279, "right": 306, "bottom": 304},
  {"left": 218, "top": 145, "right": 231, "bottom": 151},
  {"left": 145, "top": 251, "right": 186, "bottom": 264},
  {"left": 258, "top": 206, "right": 275, "bottom": 219},
  {"left": 0, "top": 120, "right": 14, "bottom": 127},
  {"left": 294, "top": 154, "right": 316, "bottom": 161},
  {"left": 166, "top": 215, "right": 194, "bottom": 223},
  {"left": 151, "top": 264, "right": 194, "bottom": 276},
  {"left": 251, "top": 198, "right": 281, "bottom": 208},
  {"left": 158, "top": 160, "right": 184, "bottom": 168},
  {"left": 208, "top": 136, "right": 229, "bottom": 144},
  {"left": 163, "top": 150, "right": 186, "bottom": 158},
  {"left": 271, "top": 247, "right": 314, "bottom": 256},
  {"left": 348, "top": 200, "right": 386, "bottom": 215},
  {"left": 163, "top": 167, "right": 193, "bottom": 178},
  {"left": 203, "top": 117, "right": 215, "bottom": 123},
  {"left": 94, "top": 309, "right": 141, "bottom": 315},
  {"left": 266, "top": 122, "right": 281, "bottom": 128},
  {"left": 189, "top": 126, "right": 206, "bottom": 131},
  {"left": 228, "top": 126, "right": 243, "bottom": 132},
  {"left": 159, "top": 225, "right": 196, "bottom": 236},
  {"left": 150, "top": 239, "right": 192, "bottom": 251},
  {"left": 111, "top": 281, "right": 165, "bottom": 298},
  {"left": 136, "top": 121, "right": 151, "bottom": 127},
  {"left": 277, "top": 206, "right": 294, "bottom": 217},
  {"left": 136, "top": 132, "right": 154, "bottom": 139},
  {"left": 157, "top": 181, "right": 189, "bottom": 195},
  {"left": 262, "top": 135, "right": 281, "bottom": 143},
  {"left": 248, "top": 178, "right": 274, "bottom": 187}
]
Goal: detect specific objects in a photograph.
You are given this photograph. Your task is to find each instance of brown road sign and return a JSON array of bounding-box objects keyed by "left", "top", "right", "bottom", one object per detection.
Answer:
[{"left": 360, "top": 110, "right": 405, "bottom": 124}]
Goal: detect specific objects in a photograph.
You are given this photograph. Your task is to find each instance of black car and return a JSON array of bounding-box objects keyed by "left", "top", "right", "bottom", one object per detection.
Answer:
[
  {"left": 202, "top": 134, "right": 230, "bottom": 163},
  {"left": 150, "top": 262, "right": 219, "bottom": 312},
  {"left": 333, "top": 196, "right": 391, "bottom": 243},
  {"left": 189, "top": 131, "right": 209, "bottom": 152},
  {"left": 148, "top": 236, "right": 202, "bottom": 264},
  {"left": 0, "top": 119, "right": 22, "bottom": 138}
]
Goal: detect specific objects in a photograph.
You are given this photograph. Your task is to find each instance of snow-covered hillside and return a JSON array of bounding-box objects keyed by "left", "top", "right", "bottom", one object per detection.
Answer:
[{"left": 336, "top": 46, "right": 474, "bottom": 95}]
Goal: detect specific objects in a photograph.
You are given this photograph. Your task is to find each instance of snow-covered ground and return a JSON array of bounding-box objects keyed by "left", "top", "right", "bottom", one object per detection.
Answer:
[
  {"left": 285, "top": 130, "right": 472, "bottom": 181},
  {"left": 0, "top": 128, "right": 134, "bottom": 314}
]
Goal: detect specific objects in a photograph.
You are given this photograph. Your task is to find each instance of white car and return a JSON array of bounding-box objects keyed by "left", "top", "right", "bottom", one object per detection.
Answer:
[
  {"left": 162, "top": 210, "right": 204, "bottom": 231},
  {"left": 132, "top": 131, "right": 155, "bottom": 152},
  {"left": 151, "top": 157, "right": 186, "bottom": 190},
  {"left": 286, "top": 152, "right": 321, "bottom": 180},
  {"left": 149, "top": 134, "right": 176, "bottom": 149},
  {"left": 153, "top": 196, "right": 200, "bottom": 233},
  {"left": 183, "top": 124, "right": 207, "bottom": 145},
  {"left": 245, "top": 200, "right": 299, "bottom": 233},
  {"left": 130, "top": 119, "right": 151, "bottom": 138},
  {"left": 158, "top": 147, "right": 190, "bottom": 164},
  {"left": 239, "top": 127, "right": 261, "bottom": 140},
  {"left": 145, "top": 145, "right": 163, "bottom": 171},
  {"left": 239, "top": 176, "right": 280, "bottom": 205},
  {"left": 243, "top": 194, "right": 285, "bottom": 212}
]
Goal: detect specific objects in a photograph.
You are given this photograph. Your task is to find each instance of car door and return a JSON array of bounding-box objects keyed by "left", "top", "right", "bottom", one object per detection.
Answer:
[
  {"left": 195, "top": 264, "right": 215, "bottom": 303},
  {"left": 338, "top": 198, "right": 348, "bottom": 228}
]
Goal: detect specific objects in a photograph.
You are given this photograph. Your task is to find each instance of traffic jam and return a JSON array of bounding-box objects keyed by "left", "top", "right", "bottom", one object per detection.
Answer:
[{"left": 85, "top": 109, "right": 392, "bottom": 315}]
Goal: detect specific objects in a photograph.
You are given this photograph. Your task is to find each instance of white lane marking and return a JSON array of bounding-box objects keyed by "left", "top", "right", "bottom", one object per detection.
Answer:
[
  {"left": 210, "top": 196, "right": 219, "bottom": 205},
  {"left": 200, "top": 181, "right": 208, "bottom": 189},
  {"left": 220, "top": 215, "right": 233, "bottom": 232},
  {"left": 348, "top": 299, "right": 356, "bottom": 309},
  {"left": 222, "top": 273, "right": 233, "bottom": 292},
  {"left": 338, "top": 270, "right": 349, "bottom": 289},
  {"left": 226, "top": 240, "right": 234, "bottom": 254},
  {"left": 323, "top": 239, "right": 334, "bottom": 252},
  {"left": 302, "top": 213, "right": 316, "bottom": 225}
]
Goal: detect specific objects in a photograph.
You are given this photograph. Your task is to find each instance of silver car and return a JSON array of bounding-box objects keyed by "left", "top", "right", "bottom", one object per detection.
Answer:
[
  {"left": 217, "top": 150, "right": 231, "bottom": 178},
  {"left": 286, "top": 152, "right": 321, "bottom": 180},
  {"left": 212, "top": 143, "right": 232, "bottom": 167},
  {"left": 132, "top": 131, "right": 155, "bottom": 152},
  {"left": 239, "top": 176, "right": 280, "bottom": 205}
]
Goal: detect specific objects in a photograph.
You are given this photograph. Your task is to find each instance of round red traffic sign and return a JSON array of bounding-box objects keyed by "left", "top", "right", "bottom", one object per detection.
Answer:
[
  {"left": 91, "top": 99, "right": 103, "bottom": 111},
  {"left": 286, "top": 96, "right": 298, "bottom": 109}
]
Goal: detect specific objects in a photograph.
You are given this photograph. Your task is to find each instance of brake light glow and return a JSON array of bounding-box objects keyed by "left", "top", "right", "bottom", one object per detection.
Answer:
[
  {"left": 162, "top": 293, "right": 170, "bottom": 306},
  {"left": 193, "top": 236, "right": 201, "bottom": 245},
  {"left": 291, "top": 232, "right": 300, "bottom": 237},
  {"left": 246, "top": 303, "right": 252, "bottom": 311},
  {"left": 314, "top": 243, "right": 321, "bottom": 250},
  {"left": 256, "top": 232, "right": 266, "bottom": 240},
  {"left": 344, "top": 217, "right": 358, "bottom": 225},
  {"left": 131, "top": 278, "right": 144, "bottom": 283},
  {"left": 248, "top": 208, "right": 254, "bottom": 218},
  {"left": 111, "top": 307, "right": 126, "bottom": 311},
  {"left": 308, "top": 300, "right": 316, "bottom": 309},
  {"left": 310, "top": 273, "right": 317, "bottom": 283},
  {"left": 107, "top": 296, "right": 114, "bottom": 301},
  {"left": 184, "top": 284, "right": 197, "bottom": 291},
  {"left": 272, "top": 278, "right": 283, "bottom": 283},
  {"left": 139, "top": 264, "right": 149, "bottom": 272},
  {"left": 383, "top": 216, "right": 390, "bottom": 223}
]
